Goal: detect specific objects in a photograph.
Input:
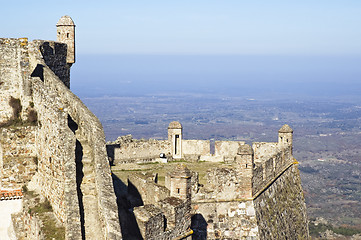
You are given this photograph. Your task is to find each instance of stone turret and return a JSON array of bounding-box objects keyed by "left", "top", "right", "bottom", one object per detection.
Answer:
[
  {"left": 168, "top": 121, "right": 182, "bottom": 159},
  {"left": 278, "top": 124, "right": 293, "bottom": 151},
  {"left": 56, "top": 15, "right": 75, "bottom": 65},
  {"left": 166, "top": 164, "right": 191, "bottom": 201},
  {"left": 236, "top": 144, "right": 254, "bottom": 198},
  {"left": 236, "top": 144, "right": 254, "bottom": 169}
]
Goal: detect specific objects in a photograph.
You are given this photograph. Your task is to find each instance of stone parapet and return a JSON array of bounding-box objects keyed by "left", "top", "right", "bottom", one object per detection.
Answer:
[
  {"left": 128, "top": 174, "right": 170, "bottom": 205},
  {"left": 252, "top": 147, "right": 294, "bottom": 196}
]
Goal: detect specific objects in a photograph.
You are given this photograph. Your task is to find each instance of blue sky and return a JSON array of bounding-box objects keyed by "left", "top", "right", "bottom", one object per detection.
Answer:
[
  {"left": 2, "top": 1, "right": 361, "bottom": 98},
  {"left": 2, "top": 0, "right": 361, "bottom": 56}
]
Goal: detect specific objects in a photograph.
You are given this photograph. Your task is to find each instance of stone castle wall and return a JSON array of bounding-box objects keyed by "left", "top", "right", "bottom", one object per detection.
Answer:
[
  {"left": 254, "top": 164, "right": 309, "bottom": 239},
  {"left": 252, "top": 146, "right": 293, "bottom": 195},
  {"left": 252, "top": 142, "right": 279, "bottom": 163},
  {"left": 28, "top": 40, "right": 82, "bottom": 237},
  {"left": 214, "top": 140, "right": 245, "bottom": 158},
  {"left": 12, "top": 211, "right": 43, "bottom": 240},
  {"left": 29, "top": 39, "right": 121, "bottom": 239},
  {"left": 190, "top": 138, "right": 306, "bottom": 239},
  {"left": 0, "top": 38, "right": 28, "bottom": 123},
  {"left": 35, "top": 40, "right": 70, "bottom": 88},
  {"left": 110, "top": 134, "right": 247, "bottom": 164},
  {"left": 192, "top": 200, "right": 259, "bottom": 239},
  {"left": 133, "top": 198, "right": 191, "bottom": 240},
  {"left": 128, "top": 174, "right": 170, "bottom": 205},
  {"left": 112, "top": 136, "right": 171, "bottom": 164},
  {"left": 191, "top": 162, "right": 309, "bottom": 239},
  {"left": 31, "top": 75, "right": 76, "bottom": 226},
  {"left": 116, "top": 173, "right": 192, "bottom": 240},
  {"left": 0, "top": 38, "right": 122, "bottom": 239},
  {"left": 0, "top": 126, "right": 37, "bottom": 189},
  {"left": 182, "top": 140, "right": 210, "bottom": 160}
]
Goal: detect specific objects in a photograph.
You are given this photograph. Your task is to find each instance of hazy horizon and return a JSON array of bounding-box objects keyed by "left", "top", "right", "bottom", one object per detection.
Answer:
[{"left": 71, "top": 54, "right": 361, "bottom": 99}]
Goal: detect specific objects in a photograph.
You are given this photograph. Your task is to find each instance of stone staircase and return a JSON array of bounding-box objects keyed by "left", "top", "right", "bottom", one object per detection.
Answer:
[{"left": 78, "top": 138, "right": 104, "bottom": 239}]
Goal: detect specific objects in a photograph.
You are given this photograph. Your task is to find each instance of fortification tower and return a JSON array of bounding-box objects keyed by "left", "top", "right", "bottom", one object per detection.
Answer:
[
  {"left": 236, "top": 144, "right": 254, "bottom": 169},
  {"left": 167, "top": 165, "right": 191, "bottom": 201},
  {"left": 278, "top": 124, "right": 293, "bottom": 151},
  {"left": 56, "top": 15, "right": 75, "bottom": 65},
  {"left": 235, "top": 144, "right": 254, "bottom": 198},
  {"left": 168, "top": 121, "right": 183, "bottom": 159}
]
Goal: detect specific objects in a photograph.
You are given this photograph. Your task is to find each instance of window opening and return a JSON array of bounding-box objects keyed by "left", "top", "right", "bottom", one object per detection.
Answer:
[{"left": 175, "top": 135, "right": 179, "bottom": 155}]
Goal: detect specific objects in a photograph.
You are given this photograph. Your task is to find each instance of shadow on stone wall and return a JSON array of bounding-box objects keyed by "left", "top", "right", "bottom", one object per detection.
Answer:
[
  {"left": 30, "top": 64, "right": 44, "bottom": 81},
  {"left": 106, "top": 144, "right": 119, "bottom": 166},
  {"left": 191, "top": 214, "right": 207, "bottom": 240},
  {"left": 39, "top": 42, "right": 70, "bottom": 88},
  {"left": 75, "top": 139, "right": 86, "bottom": 240},
  {"left": 112, "top": 174, "right": 143, "bottom": 240},
  {"left": 127, "top": 180, "right": 144, "bottom": 208},
  {"left": 68, "top": 115, "right": 85, "bottom": 239}
]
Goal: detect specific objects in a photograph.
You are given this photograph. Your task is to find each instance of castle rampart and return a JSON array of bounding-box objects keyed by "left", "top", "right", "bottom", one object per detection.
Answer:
[
  {"left": 111, "top": 135, "right": 171, "bottom": 164},
  {"left": 29, "top": 38, "right": 121, "bottom": 239},
  {"left": 109, "top": 122, "right": 247, "bottom": 164},
  {"left": 113, "top": 167, "right": 192, "bottom": 239},
  {"left": 252, "top": 147, "right": 294, "bottom": 196},
  {"left": 253, "top": 164, "right": 309, "bottom": 239},
  {"left": 1, "top": 16, "right": 308, "bottom": 240},
  {"left": 0, "top": 16, "right": 121, "bottom": 239},
  {"left": 128, "top": 174, "right": 170, "bottom": 205},
  {"left": 110, "top": 123, "right": 308, "bottom": 239}
]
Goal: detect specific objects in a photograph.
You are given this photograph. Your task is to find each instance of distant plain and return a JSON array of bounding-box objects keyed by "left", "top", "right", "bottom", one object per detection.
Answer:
[{"left": 72, "top": 54, "right": 361, "bottom": 236}]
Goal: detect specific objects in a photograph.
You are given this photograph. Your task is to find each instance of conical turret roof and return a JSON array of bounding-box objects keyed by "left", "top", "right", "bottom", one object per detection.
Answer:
[
  {"left": 57, "top": 15, "right": 75, "bottom": 26},
  {"left": 169, "top": 164, "right": 191, "bottom": 178},
  {"left": 237, "top": 144, "right": 254, "bottom": 155},
  {"left": 278, "top": 124, "right": 293, "bottom": 133},
  {"left": 168, "top": 121, "right": 182, "bottom": 129}
]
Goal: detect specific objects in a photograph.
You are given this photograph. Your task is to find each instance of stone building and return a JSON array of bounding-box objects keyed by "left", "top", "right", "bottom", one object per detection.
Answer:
[
  {"left": 109, "top": 122, "right": 309, "bottom": 239},
  {"left": 0, "top": 15, "right": 309, "bottom": 240}
]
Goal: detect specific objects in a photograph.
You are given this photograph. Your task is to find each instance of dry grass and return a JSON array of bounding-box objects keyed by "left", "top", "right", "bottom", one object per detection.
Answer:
[{"left": 112, "top": 161, "right": 224, "bottom": 185}]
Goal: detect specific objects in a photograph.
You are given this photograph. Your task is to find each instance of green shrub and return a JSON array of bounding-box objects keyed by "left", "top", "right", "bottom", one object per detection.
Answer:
[
  {"left": 333, "top": 226, "right": 361, "bottom": 236},
  {"left": 309, "top": 222, "right": 361, "bottom": 237}
]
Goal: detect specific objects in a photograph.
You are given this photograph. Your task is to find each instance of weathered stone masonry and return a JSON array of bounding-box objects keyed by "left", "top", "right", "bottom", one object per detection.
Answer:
[
  {"left": 1, "top": 15, "right": 309, "bottom": 240},
  {"left": 110, "top": 122, "right": 309, "bottom": 239},
  {"left": 0, "top": 16, "right": 121, "bottom": 240}
]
